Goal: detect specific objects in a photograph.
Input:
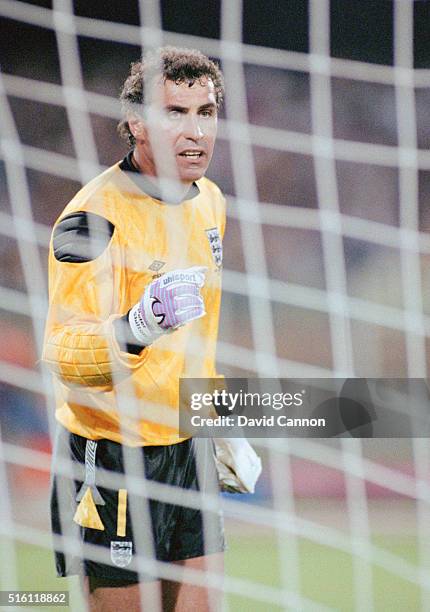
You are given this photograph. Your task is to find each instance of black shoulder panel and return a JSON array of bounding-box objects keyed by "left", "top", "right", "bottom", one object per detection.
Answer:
[{"left": 53, "top": 211, "right": 115, "bottom": 263}]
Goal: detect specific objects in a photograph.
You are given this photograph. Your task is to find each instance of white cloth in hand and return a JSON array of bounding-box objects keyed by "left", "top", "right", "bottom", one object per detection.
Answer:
[{"left": 213, "top": 438, "right": 262, "bottom": 494}]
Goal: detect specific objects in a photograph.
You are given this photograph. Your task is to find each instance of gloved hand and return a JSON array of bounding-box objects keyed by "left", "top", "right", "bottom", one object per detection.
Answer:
[
  {"left": 213, "top": 438, "right": 262, "bottom": 493},
  {"left": 128, "top": 266, "right": 207, "bottom": 346}
]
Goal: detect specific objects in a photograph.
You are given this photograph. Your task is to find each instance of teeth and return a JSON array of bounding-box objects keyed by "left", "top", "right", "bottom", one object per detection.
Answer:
[{"left": 182, "top": 152, "right": 201, "bottom": 158}]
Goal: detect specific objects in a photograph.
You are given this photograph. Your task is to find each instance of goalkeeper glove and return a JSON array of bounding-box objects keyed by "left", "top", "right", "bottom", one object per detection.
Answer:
[
  {"left": 128, "top": 266, "right": 207, "bottom": 346},
  {"left": 213, "top": 438, "right": 262, "bottom": 494}
]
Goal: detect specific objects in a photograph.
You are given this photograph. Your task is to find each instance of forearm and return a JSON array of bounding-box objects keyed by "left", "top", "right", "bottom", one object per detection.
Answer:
[
  {"left": 112, "top": 313, "right": 147, "bottom": 355},
  {"left": 43, "top": 315, "right": 147, "bottom": 389}
]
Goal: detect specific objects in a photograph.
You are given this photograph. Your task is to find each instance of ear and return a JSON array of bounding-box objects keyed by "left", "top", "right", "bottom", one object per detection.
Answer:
[{"left": 128, "top": 116, "right": 147, "bottom": 141}]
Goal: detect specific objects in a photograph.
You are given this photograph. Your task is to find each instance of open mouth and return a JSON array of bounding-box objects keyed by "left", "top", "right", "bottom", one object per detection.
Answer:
[{"left": 179, "top": 151, "right": 204, "bottom": 160}]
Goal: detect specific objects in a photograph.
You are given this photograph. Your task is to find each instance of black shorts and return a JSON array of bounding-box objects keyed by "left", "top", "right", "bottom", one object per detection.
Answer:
[{"left": 50, "top": 427, "right": 224, "bottom": 583}]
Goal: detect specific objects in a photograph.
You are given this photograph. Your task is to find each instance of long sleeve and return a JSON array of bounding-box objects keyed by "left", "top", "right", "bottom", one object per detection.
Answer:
[{"left": 42, "top": 211, "right": 148, "bottom": 390}]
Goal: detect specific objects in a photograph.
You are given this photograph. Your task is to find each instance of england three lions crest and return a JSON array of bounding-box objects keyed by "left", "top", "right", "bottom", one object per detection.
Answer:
[
  {"left": 111, "top": 541, "right": 133, "bottom": 568},
  {"left": 205, "top": 227, "right": 223, "bottom": 268}
]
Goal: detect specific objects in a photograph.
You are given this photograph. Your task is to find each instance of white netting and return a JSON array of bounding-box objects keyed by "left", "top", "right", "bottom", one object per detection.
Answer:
[{"left": 0, "top": 0, "right": 429, "bottom": 610}]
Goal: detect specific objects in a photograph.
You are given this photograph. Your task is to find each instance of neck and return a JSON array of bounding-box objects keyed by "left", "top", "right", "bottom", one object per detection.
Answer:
[
  {"left": 130, "top": 147, "right": 198, "bottom": 204},
  {"left": 132, "top": 149, "right": 193, "bottom": 203}
]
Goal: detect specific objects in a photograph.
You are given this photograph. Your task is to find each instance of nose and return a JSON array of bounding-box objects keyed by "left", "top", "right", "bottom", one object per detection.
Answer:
[{"left": 183, "top": 114, "right": 203, "bottom": 140}]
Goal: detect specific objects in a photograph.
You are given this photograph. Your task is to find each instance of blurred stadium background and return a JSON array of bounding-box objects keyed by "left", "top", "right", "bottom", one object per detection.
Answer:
[{"left": 1, "top": 0, "right": 430, "bottom": 610}]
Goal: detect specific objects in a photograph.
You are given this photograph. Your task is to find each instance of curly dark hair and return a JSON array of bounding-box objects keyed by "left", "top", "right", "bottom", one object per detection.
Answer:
[{"left": 118, "top": 46, "right": 225, "bottom": 146}]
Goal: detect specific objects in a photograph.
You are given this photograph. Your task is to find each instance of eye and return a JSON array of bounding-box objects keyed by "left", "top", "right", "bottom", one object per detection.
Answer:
[
  {"left": 167, "top": 109, "right": 182, "bottom": 119},
  {"left": 200, "top": 109, "right": 214, "bottom": 118}
]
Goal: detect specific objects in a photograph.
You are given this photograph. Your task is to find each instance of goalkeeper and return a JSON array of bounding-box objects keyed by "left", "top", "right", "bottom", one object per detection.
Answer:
[{"left": 43, "top": 46, "right": 260, "bottom": 611}]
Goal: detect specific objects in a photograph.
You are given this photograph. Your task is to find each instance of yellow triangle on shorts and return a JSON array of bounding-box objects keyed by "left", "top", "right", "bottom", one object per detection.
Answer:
[{"left": 73, "top": 487, "right": 105, "bottom": 531}]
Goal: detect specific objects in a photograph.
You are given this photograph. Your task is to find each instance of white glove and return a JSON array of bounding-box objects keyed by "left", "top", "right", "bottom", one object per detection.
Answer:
[
  {"left": 213, "top": 438, "right": 262, "bottom": 494},
  {"left": 129, "top": 266, "right": 207, "bottom": 346}
]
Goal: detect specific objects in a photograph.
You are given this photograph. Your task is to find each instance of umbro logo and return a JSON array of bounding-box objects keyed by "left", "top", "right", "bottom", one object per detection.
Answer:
[{"left": 149, "top": 260, "right": 166, "bottom": 272}]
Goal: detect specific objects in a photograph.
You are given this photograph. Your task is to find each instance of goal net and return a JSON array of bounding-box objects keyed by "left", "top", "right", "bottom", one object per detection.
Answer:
[{"left": 0, "top": 0, "right": 428, "bottom": 610}]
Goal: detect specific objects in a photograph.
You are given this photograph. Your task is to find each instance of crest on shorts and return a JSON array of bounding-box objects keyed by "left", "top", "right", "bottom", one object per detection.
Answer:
[
  {"left": 205, "top": 227, "right": 222, "bottom": 268},
  {"left": 110, "top": 541, "right": 133, "bottom": 568}
]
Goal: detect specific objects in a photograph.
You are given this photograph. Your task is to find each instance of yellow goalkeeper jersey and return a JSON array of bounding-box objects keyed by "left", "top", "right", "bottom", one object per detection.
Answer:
[{"left": 43, "top": 159, "right": 225, "bottom": 446}]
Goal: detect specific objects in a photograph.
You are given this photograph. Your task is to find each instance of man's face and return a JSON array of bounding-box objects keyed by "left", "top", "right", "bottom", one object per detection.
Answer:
[{"left": 132, "top": 77, "right": 218, "bottom": 185}]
